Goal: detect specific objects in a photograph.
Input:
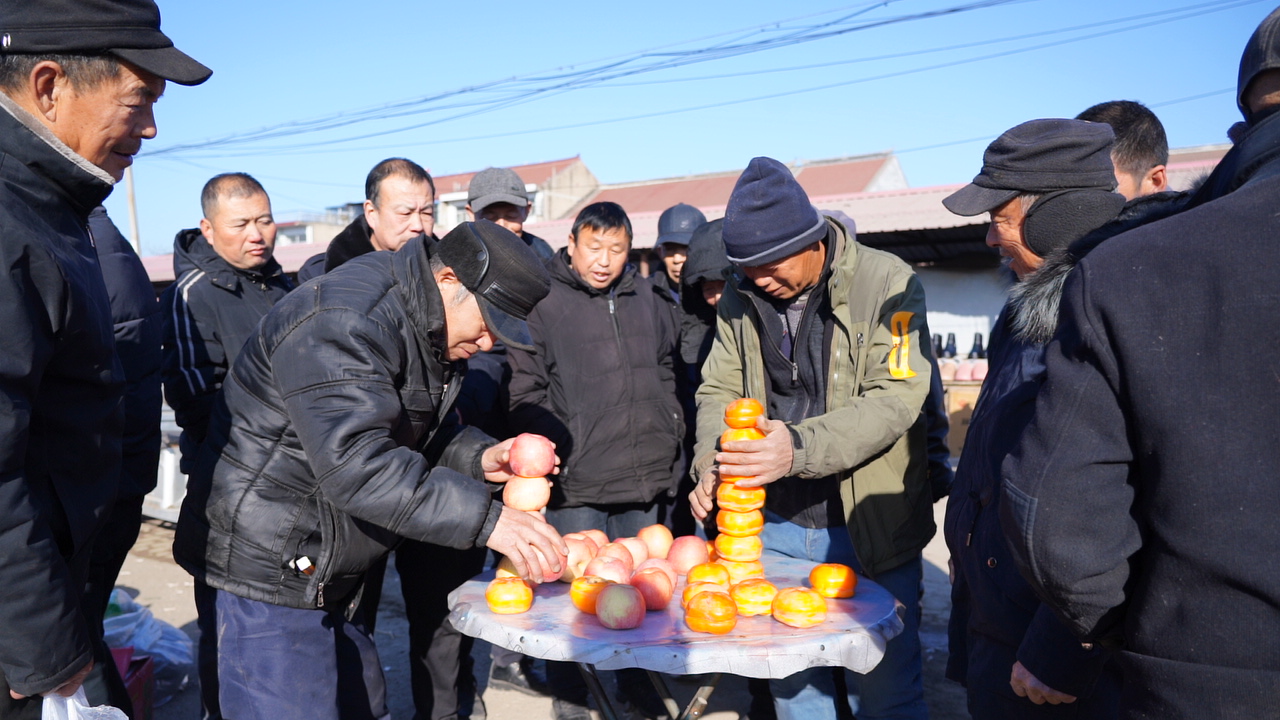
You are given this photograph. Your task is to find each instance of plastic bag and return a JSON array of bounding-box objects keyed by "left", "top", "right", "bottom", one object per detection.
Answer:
[
  {"left": 102, "top": 589, "right": 193, "bottom": 706},
  {"left": 42, "top": 687, "right": 128, "bottom": 720}
]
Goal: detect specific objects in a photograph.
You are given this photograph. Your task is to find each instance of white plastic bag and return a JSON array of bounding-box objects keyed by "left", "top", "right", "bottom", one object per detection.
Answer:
[
  {"left": 102, "top": 588, "right": 193, "bottom": 705},
  {"left": 41, "top": 687, "right": 128, "bottom": 720}
]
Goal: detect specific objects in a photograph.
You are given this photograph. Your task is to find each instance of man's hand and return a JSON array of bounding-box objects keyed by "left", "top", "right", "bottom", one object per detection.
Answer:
[
  {"left": 1010, "top": 661, "right": 1077, "bottom": 705},
  {"left": 9, "top": 659, "right": 93, "bottom": 700},
  {"left": 484, "top": 506, "right": 567, "bottom": 584},
  {"left": 715, "top": 416, "right": 793, "bottom": 487},
  {"left": 689, "top": 466, "right": 719, "bottom": 521},
  {"left": 481, "top": 438, "right": 560, "bottom": 484}
]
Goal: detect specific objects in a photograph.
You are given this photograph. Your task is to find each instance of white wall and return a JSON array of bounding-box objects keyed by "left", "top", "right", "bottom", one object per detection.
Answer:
[{"left": 914, "top": 265, "right": 1010, "bottom": 354}]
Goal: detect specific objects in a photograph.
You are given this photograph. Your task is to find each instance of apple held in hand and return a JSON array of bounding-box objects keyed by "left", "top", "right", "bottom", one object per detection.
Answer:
[
  {"left": 596, "top": 583, "right": 646, "bottom": 629},
  {"left": 558, "top": 536, "right": 596, "bottom": 582},
  {"left": 503, "top": 476, "right": 551, "bottom": 512},
  {"left": 508, "top": 433, "right": 557, "bottom": 478}
]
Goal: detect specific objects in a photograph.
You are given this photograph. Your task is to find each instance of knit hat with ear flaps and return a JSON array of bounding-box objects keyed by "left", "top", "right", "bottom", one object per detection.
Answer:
[{"left": 722, "top": 157, "right": 827, "bottom": 267}]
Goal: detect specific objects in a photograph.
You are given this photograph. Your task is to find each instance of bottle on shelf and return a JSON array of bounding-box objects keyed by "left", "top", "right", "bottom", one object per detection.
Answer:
[
  {"left": 968, "top": 333, "right": 985, "bottom": 359},
  {"left": 943, "top": 333, "right": 957, "bottom": 359}
]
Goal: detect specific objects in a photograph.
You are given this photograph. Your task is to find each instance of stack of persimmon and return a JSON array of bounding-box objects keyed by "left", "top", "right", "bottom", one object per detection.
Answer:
[{"left": 714, "top": 398, "right": 767, "bottom": 583}]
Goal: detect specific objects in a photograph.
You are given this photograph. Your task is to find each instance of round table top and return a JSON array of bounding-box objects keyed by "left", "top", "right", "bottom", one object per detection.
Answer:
[{"left": 447, "top": 554, "right": 904, "bottom": 679}]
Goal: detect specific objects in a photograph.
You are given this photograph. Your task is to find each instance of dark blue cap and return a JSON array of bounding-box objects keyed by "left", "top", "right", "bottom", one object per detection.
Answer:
[{"left": 722, "top": 157, "right": 826, "bottom": 266}]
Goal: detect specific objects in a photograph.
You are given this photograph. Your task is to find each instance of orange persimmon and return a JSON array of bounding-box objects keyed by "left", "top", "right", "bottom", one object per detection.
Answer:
[
  {"left": 720, "top": 427, "right": 766, "bottom": 445},
  {"left": 772, "top": 587, "right": 827, "bottom": 628},
  {"left": 684, "top": 590, "right": 739, "bottom": 634},
  {"left": 731, "top": 578, "right": 779, "bottom": 616},
  {"left": 486, "top": 577, "right": 534, "bottom": 614},
  {"left": 682, "top": 581, "right": 730, "bottom": 608},
  {"left": 809, "top": 563, "right": 858, "bottom": 599},
  {"left": 717, "top": 509, "right": 764, "bottom": 537},
  {"left": 714, "top": 533, "right": 763, "bottom": 562},
  {"left": 717, "top": 559, "right": 766, "bottom": 585},
  {"left": 724, "top": 398, "right": 765, "bottom": 429},
  {"left": 717, "top": 482, "right": 766, "bottom": 512},
  {"left": 686, "top": 562, "right": 731, "bottom": 586},
  {"left": 569, "top": 576, "right": 615, "bottom": 614}
]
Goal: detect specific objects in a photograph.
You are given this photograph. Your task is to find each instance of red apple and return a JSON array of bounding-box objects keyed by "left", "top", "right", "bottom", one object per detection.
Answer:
[
  {"left": 667, "top": 535, "right": 711, "bottom": 575},
  {"left": 597, "top": 543, "right": 635, "bottom": 573},
  {"left": 581, "top": 528, "right": 609, "bottom": 549},
  {"left": 595, "top": 583, "right": 646, "bottom": 629},
  {"left": 508, "top": 433, "right": 556, "bottom": 478},
  {"left": 559, "top": 537, "right": 596, "bottom": 582},
  {"left": 503, "top": 476, "right": 551, "bottom": 512},
  {"left": 618, "top": 537, "right": 650, "bottom": 565},
  {"left": 584, "top": 556, "right": 630, "bottom": 585},
  {"left": 637, "top": 524, "right": 674, "bottom": 559},
  {"left": 563, "top": 532, "right": 600, "bottom": 556},
  {"left": 634, "top": 558, "right": 677, "bottom": 588},
  {"left": 630, "top": 568, "right": 674, "bottom": 611}
]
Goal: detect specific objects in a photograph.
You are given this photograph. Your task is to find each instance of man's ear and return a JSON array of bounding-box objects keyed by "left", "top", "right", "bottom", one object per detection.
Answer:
[
  {"left": 1145, "top": 165, "right": 1169, "bottom": 194},
  {"left": 199, "top": 217, "right": 214, "bottom": 242},
  {"left": 28, "top": 61, "right": 67, "bottom": 122},
  {"left": 363, "top": 199, "right": 378, "bottom": 225},
  {"left": 464, "top": 204, "right": 475, "bottom": 222}
]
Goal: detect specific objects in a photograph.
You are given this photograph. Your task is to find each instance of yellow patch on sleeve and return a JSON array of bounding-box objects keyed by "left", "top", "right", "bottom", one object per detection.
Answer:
[{"left": 889, "top": 311, "right": 917, "bottom": 379}]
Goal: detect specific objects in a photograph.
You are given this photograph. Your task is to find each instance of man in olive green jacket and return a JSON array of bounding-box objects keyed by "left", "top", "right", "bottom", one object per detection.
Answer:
[{"left": 689, "top": 157, "right": 933, "bottom": 720}]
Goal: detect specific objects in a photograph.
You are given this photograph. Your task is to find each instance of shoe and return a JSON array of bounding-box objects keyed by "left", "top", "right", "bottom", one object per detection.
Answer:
[
  {"left": 552, "top": 698, "right": 593, "bottom": 720},
  {"left": 490, "top": 658, "right": 548, "bottom": 697}
]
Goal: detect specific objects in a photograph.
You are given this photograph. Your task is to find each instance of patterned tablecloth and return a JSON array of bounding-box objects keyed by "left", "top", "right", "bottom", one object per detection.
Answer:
[{"left": 447, "top": 554, "right": 904, "bottom": 679}]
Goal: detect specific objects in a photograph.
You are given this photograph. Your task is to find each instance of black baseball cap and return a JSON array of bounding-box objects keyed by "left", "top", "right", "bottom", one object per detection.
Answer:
[
  {"left": 435, "top": 220, "right": 551, "bottom": 352},
  {"left": 0, "top": 0, "right": 211, "bottom": 86},
  {"left": 943, "top": 119, "right": 1116, "bottom": 217}
]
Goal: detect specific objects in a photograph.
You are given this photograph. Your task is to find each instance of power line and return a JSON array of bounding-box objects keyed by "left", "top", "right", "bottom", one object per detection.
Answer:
[{"left": 162, "top": 0, "right": 1257, "bottom": 160}]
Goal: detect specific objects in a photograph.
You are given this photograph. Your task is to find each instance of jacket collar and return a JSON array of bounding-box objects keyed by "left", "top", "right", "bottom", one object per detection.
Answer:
[
  {"left": 171, "top": 226, "right": 286, "bottom": 292},
  {"left": 324, "top": 215, "right": 377, "bottom": 272},
  {"left": 390, "top": 236, "right": 451, "bottom": 365},
  {"left": 1188, "top": 108, "right": 1280, "bottom": 208},
  {"left": 0, "top": 91, "right": 115, "bottom": 218}
]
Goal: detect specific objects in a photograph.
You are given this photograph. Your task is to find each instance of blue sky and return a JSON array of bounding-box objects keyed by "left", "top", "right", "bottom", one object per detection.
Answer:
[{"left": 107, "top": 0, "right": 1268, "bottom": 257}]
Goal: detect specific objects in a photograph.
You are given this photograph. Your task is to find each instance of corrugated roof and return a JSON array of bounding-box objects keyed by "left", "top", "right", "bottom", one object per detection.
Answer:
[{"left": 432, "top": 156, "right": 582, "bottom": 195}]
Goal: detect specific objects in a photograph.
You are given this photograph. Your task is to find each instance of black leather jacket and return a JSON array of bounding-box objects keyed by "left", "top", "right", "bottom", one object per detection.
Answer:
[{"left": 173, "top": 237, "right": 501, "bottom": 609}]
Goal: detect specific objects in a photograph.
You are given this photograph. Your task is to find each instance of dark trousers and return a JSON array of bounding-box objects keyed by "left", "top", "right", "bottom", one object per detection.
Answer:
[
  {"left": 194, "top": 580, "right": 222, "bottom": 719},
  {"left": 394, "top": 541, "right": 488, "bottom": 720},
  {"left": 83, "top": 493, "right": 145, "bottom": 717},
  {"left": 215, "top": 590, "right": 389, "bottom": 720}
]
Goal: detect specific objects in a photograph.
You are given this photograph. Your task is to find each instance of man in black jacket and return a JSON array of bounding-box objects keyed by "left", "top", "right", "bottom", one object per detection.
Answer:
[
  {"left": 0, "top": 0, "right": 209, "bottom": 714},
  {"left": 297, "top": 157, "right": 437, "bottom": 283},
  {"left": 174, "top": 221, "right": 565, "bottom": 720},
  {"left": 161, "top": 171, "right": 292, "bottom": 719},
  {"left": 1001, "top": 9, "right": 1280, "bottom": 717},
  {"left": 508, "top": 201, "right": 683, "bottom": 720}
]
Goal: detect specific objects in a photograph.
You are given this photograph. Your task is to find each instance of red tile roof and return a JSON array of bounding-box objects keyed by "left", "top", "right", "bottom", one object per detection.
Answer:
[
  {"left": 792, "top": 157, "right": 888, "bottom": 198},
  {"left": 432, "top": 156, "right": 582, "bottom": 195}
]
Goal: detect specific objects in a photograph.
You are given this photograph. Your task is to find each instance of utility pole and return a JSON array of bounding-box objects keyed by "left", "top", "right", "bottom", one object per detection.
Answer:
[{"left": 125, "top": 166, "right": 141, "bottom": 254}]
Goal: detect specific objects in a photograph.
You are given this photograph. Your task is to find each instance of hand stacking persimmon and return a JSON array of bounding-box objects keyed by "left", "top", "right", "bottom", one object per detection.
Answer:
[
  {"left": 569, "top": 576, "right": 614, "bottom": 614},
  {"left": 684, "top": 590, "right": 738, "bottom": 634},
  {"left": 714, "top": 533, "right": 763, "bottom": 562},
  {"left": 809, "top": 563, "right": 858, "bottom": 598},
  {"left": 686, "top": 562, "right": 731, "bottom": 586},
  {"left": 717, "top": 480, "right": 766, "bottom": 512},
  {"left": 682, "top": 581, "right": 730, "bottom": 608},
  {"left": 721, "top": 427, "right": 766, "bottom": 445},
  {"left": 717, "top": 559, "right": 766, "bottom": 584},
  {"left": 772, "top": 587, "right": 827, "bottom": 628},
  {"left": 717, "top": 509, "right": 764, "bottom": 537},
  {"left": 724, "top": 398, "right": 765, "bottom": 428},
  {"left": 731, "top": 578, "right": 779, "bottom": 616},
  {"left": 485, "top": 577, "right": 533, "bottom": 614}
]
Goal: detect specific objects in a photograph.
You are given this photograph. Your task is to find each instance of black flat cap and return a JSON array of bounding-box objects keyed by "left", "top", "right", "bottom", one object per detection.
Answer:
[
  {"left": 0, "top": 0, "right": 211, "bottom": 86},
  {"left": 435, "top": 220, "right": 551, "bottom": 352},
  {"left": 943, "top": 119, "right": 1117, "bottom": 217},
  {"left": 1238, "top": 7, "right": 1280, "bottom": 117}
]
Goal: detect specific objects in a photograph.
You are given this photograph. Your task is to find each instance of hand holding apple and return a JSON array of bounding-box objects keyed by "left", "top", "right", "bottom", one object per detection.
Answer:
[
  {"left": 485, "top": 505, "right": 566, "bottom": 584},
  {"left": 481, "top": 436, "right": 561, "bottom": 484}
]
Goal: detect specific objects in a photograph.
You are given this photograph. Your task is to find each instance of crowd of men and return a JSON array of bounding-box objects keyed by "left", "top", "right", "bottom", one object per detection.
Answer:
[{"left": 2, "top": 1, "right": 1278, "bottom": 720}]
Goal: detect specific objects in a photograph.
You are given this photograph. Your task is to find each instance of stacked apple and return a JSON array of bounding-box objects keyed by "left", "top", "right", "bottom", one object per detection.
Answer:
[{"left": 485, "top": 433, "right": 557, "bottom": 614}]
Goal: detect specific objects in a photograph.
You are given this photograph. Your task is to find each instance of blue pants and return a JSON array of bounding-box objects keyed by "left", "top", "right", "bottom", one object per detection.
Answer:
[
  {"left": 761, "top": 511, "right": 928, "bottom": 720},
  {"left": 216, "top": 590, "right": 390, "bottom": 720}
]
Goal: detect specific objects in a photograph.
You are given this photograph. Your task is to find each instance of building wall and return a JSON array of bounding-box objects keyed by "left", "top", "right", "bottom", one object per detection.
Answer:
[
  {"left": 540, "top": 161, "right": 599, "bottom": 221},
  {"left": 914, "top": 265, "right": 1010, "bottom": 355}
]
